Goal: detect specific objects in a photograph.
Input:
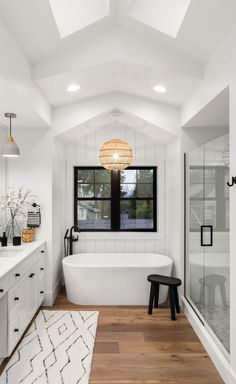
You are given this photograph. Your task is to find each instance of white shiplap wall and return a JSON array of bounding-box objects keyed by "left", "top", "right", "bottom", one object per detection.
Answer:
[{"left": 65, "top": 124, "right": 167, "bottom": 255}]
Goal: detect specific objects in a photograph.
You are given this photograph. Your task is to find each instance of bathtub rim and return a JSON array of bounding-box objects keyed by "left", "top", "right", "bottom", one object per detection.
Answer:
[{"left": 62, "top": 253, "right": 173, "bottom": 269}]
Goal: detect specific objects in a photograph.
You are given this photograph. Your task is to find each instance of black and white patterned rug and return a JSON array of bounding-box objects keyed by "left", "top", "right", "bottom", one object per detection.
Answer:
[{"left": 0, "top": 310, "right": 99, "bottom": 384}]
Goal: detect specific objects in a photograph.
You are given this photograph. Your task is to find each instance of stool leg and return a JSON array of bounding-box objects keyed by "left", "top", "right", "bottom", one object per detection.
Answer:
[
  {"left": 209, "top": 285, "right": 215, "bottom": 308},
  {"left": 169, "top": 286, "right": 176, "bottom": 321},
  {"left": 199, "top": 283, "right": 204, "bottom": 307},
  {"left": 154, "top": 284, "right": 159, "bottom": 308},
  {"left": 174, "top": 286, "right": 180, "bottom": 313},
  {"left": 219, "top": 282, "right": 227, "bottom": 307},
  {"left": 148, "top": 283, "right": 155, "bottom": 315}
]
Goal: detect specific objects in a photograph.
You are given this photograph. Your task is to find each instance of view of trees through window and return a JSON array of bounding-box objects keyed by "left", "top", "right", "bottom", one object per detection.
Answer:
[{"left": 74, "top": 167, "right": 157, "bottom": 231}]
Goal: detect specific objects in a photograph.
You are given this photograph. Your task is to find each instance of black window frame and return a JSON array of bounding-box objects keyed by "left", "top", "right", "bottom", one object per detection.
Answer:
[{"left": 74, "top": 166, "right": 157, "bottom": 232}]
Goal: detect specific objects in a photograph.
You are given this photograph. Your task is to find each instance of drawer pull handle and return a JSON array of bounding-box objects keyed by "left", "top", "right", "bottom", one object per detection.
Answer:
[
  {"left": 15, "top": 273, "right": 20, "bottom": 277},
  {"left": 0, "top": 289, "right": 4, "bottom": 293},
  {"left": 40, "top": 291, "right": 44, "bottom": 294},
  {"left": 29, "top": 273, "right": 35, "bottom": 278},
  {"left": 40, "top": 267, "right": 44, "bottom": 271},
  {"left": 41, "top": 250, "right": 45, "bottom": 253},
  {"left": 14, "top": 297, "right": 19, "bottom": 301},
  {"left": 14, "top": 329, "right": 19, "bottom": 332}
]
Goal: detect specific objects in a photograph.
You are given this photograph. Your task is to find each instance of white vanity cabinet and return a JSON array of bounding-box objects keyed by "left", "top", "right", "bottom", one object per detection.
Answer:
[{"left": 0, "top": 242, "right": 46, "bottom": 357}]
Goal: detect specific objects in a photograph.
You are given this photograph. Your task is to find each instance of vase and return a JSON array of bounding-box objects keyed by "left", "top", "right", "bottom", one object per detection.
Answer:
[{"left": 5, "top": 217, "right": 21, "bottom": 244}]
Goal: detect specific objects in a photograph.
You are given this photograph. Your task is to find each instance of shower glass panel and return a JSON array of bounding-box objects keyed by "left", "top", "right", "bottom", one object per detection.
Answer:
[{"left": 185, "top": 133, "right": 230, "bottom": 354}]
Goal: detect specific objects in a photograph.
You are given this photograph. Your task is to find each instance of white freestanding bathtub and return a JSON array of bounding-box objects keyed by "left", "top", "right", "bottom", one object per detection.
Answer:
[{"left": 62, "top": 253, "right": 173, "bottom": 305}]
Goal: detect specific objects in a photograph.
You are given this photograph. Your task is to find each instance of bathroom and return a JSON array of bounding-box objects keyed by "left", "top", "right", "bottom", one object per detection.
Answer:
[{"left": 0, "top": 1, "right": 236, "bottom": 383}]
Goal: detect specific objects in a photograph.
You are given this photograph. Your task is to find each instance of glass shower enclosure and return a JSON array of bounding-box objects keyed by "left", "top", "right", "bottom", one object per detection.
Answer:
[{"left": 185, "top": 133, "right": 230, "bottom": 354}]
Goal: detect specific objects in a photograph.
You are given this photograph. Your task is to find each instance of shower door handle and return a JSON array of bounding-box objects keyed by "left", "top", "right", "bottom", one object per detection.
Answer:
[{"left": 201, "top": 225, "right": 213, "bottom": 246}]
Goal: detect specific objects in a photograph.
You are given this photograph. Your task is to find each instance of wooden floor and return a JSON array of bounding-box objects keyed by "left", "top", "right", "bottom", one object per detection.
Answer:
[
  {"left": 0, "top": 290, "right": 223, "bottom": 383},
  {"left": 49, "top": 291, "right": 223, "bottom": 384}
]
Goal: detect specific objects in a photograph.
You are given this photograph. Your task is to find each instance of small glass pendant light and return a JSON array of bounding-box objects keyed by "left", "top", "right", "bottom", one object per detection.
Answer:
[{"left": 1, "top": 113, "right": 20, "bottom": 157}]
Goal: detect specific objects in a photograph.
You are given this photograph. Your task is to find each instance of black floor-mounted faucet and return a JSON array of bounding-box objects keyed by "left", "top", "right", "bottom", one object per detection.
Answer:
[{"left": 64, "top": 225, "right": 80, "bottom": 256}]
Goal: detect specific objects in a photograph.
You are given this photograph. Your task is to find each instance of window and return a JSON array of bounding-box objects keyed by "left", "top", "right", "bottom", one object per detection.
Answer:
[
  {"left": 189, "top": 166, "right": 229, "bottom": 231},
  {"left": 74, "top": 167, "right": 157, "bottom": 231}
]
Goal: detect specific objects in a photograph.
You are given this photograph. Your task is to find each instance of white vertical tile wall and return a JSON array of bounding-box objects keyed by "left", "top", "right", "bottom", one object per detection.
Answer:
[{"left": 65, "top": 123, "right": 167, "bottom": 255}]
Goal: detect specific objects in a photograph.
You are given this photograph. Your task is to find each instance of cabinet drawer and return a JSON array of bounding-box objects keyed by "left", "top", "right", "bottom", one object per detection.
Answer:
[
  {"left": 37, "top": 255, "right": 45, "bottom": 279},
  {"left": 0, "top": 274, "right": 10, "bottom": 299},
  {"left": 37, "top": 276, "right": 45, "bottom": 305},
  {"left": 8, "top": 276, "right": 27, "bottom": 321},
  {"left": 10, "top": 259, "right": 29, "bottom": 287}
]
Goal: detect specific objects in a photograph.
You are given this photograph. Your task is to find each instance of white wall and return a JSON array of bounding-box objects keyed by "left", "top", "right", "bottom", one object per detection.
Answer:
[
  {"left": 64, "top": 123, "right": 167, "bottom": 256},
  {"left": 4, "top": 129, "right": 62, "bottom": 305},
  {"left": 52, "top": 139, "right": 66, "bottom": 300},
  {"left": 166, "top": 137, "right": 183, "bottom": 287},
  {"left": 0, "top": 127, "right": 7, "bottom": 229}
]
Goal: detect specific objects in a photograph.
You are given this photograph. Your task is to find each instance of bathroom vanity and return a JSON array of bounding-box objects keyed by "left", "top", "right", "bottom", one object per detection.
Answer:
[{"left": 0, "top": 241, "right": 46, "bottom": 357}]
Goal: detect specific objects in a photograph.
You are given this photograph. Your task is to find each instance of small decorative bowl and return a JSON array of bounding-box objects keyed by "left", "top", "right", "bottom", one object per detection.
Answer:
[{"left": 22, "top": 228, "right": 35, "bottom": 243}]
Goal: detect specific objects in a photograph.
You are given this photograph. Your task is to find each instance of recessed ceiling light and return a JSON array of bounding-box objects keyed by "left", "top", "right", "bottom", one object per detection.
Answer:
[
  {"left": 153, "top": 85, "right": 167, "bottom": 93},
  {"left": 67, "top": 84, "right": 80, "bottom": 92}
]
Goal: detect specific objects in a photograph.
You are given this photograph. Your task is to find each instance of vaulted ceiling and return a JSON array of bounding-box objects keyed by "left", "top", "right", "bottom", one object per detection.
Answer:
[{"left": 0, "top": 0, "right": 235, "bottom": 137}]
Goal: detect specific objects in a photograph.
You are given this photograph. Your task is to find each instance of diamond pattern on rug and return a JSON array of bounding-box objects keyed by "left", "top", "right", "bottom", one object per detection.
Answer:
[{"left": 0, "top": 310, "right": 99, "bottom": 384}]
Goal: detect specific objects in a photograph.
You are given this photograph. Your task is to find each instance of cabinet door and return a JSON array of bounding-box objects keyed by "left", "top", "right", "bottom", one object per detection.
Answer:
[
  {"left": 37, "top": 256, "right": 45, "bottom": 306},
  {"left": 8, "top": 274, "right": 28, "bottom": 322},
  {"left": 27, "top": 267, "right": 38, "bottom": 318}
]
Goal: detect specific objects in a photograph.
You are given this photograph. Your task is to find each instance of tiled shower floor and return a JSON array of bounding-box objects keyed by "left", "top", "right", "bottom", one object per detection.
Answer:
[{"left": 196, "top": 304, "right": 230, "bottom": 352}]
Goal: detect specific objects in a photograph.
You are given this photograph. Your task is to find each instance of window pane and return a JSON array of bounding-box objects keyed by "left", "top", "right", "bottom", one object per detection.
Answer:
[
  {"left": 204, "top": 168, "right": 215, "bottom": 184},
  {"left": 77, "top": 200, "right": 111, "bottom": 229},
  {"left": 204, "top": 201, "right": 216, "bottom": 228},
  {"left": 95, "top": 184, "right": 111, "bottom": 198},
  {"left": 189, "top": 184, "right": 203, "bottom": 198},
  {"left": 205, "top": 184, "right": 215, "bottom": 198},
  {"left": 190, "top": 168, "right": 203, "bottom": 184},
  {"left": 78, "top": 184, "right": 94, "bottom": 198},
  {"left": 95, "top": 169, "right": 111, "bottom": 183},
  {"left": 120, "top": 200, "right": 154, "bottom": 229},
  {"left": 120, "top": 169, "right": 136, "bottom": 183},
  {"left": 189, "top": 168, "right": 203, "bottom": 198},
  {"left": 77, "top": 169, "right": 94, "bottom": 183},
  {"left": 204, "top": 168, "right": 215, "bottom": 198},
  {"left": 137, "top": 169, "right": 154, "bottom": 183},
  {"left": 120, "top": 184, "right": 136, "bottom": 198},
  {"left": 189, "top": 199, "right": 204, "bottom": 231},
  {"left": 137, "top": 184, "right": 153, "bottom": 198}
]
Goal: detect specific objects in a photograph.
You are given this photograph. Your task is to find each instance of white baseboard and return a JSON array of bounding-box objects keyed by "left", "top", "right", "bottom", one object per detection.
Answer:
[
  {"left": 43, "top": 279, "right": 61, "bottom": 306},
  {"left": 181, "top": 296, "right": 236, "bottom": 384}
]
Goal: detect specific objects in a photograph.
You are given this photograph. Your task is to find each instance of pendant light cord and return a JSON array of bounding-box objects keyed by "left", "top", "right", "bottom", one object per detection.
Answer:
[{"left": 9, "top": 115, "right": 12, "bottom": 136}]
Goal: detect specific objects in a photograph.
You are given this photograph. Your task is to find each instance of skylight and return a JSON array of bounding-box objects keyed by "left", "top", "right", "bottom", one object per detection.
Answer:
[
  {"left": 48, "top": 0, "right": 110, "bottom": 38},
  {"left": 129, "top": 0, "right": 192, "bottom": 38}
]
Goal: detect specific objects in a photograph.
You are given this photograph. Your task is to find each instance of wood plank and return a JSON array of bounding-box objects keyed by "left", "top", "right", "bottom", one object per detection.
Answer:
[
  {"left": 119, "top": 341, "right": 205, "bottom": 354},
  {"left": 94, "top": 342, "right": 120, "bottom": 353},
  {"left": 91, "top": 353, "right": 222, "bottom": 383},
  {"left": 96, "top": 331, "right": 144, "bottom": 342}
]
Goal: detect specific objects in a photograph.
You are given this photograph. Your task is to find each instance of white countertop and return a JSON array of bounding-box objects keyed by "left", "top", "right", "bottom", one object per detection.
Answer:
[{"left": 0, "top": 241, "right": 45, "bottom": 280}]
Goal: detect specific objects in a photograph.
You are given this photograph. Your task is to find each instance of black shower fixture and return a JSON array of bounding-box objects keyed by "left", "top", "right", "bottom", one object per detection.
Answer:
[{"left": 227, "top": 176, "right": 236, "bottom": 187}]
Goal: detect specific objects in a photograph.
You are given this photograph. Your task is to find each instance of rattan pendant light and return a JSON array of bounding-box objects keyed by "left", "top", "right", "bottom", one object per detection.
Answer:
[{"left": 99, "top": 138, "right": 133, "bottom": 170}]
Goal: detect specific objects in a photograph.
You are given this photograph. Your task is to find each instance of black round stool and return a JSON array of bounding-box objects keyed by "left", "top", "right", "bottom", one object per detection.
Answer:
[{"left": 147, "top": 274, "right": 182, "bottom": 320}]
